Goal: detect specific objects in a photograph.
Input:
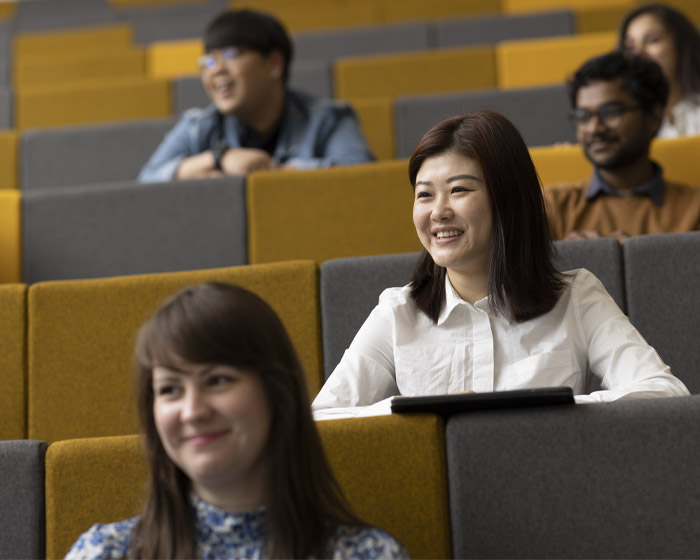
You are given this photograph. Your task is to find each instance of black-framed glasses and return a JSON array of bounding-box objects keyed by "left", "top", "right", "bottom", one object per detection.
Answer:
[
  {"left": 197, "top": 47, "right": 244, "bottom": 72},
  {"left": 568, "top": 104, "right": 642, "bottom": 129}
]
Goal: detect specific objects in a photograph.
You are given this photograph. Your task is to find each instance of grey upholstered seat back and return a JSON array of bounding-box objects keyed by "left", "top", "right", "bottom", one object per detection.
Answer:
[
  {"left": 433, "top": 10, "right": 575, "bottom": 48},
  {"left": 320, "top": 252, "right": 421, "bottom": 378},
  {"left": 624, "top": 231, "right": 700, "bottom": 393},
  {"left": 0, "top": 87, "right": 11, "bottom": 129},
  {"left": 173, "top": 60, "right": 334, "bottom": 112},
  {"left": 20, "top": 117, "right": 178, "bottom": 190},
  {"left": 0, "top": 440, "right": 48, "bottom": 560},
  {"left": 395, "top": 84, "right": 574, "bottom": 158},
  {"left": 115, "top": 3, "right": 221, "bottom": 44},
  {"left": 554, "top": 237, "right": 625, "bottom": 311},
  {"left": 447, "top": 395, "right": 700, "bottom": 558},
  {"left": 22, "top": 177, "right": 247, "bottom": 283},
  {"left": 14, "top": 0, "right": 113, "bottom": 32},
  {"left": 294, "top": 21, "right": 431, "bottom": 62}
]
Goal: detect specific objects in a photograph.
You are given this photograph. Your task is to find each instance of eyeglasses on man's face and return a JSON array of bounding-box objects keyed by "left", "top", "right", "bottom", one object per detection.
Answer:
[
  {"left": 198, "top": 47, "right": 245, "bottom": 72},
  {"left": 568, "top": 103, "right": 642, "bottom": 129}
]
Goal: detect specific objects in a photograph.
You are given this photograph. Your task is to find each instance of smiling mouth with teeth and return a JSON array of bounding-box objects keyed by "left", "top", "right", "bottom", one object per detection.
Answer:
[{"left": 435, "top": 230, "right": 463, "bottom": 239}]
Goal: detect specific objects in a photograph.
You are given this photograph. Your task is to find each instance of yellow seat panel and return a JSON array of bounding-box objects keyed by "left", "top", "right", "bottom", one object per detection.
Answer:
[
  {"left": 147, "top": 38, "right": 202, "bottom": 80},
  {"left": 335, "top": 46, "right": 496, "bottom": 101},
  {"left": 27, "top": 261, "right": 322, "bottom": 443},
  {"left": 14, "top": 24, "right": 134, "bottom": 60},
  {"left": 0, "top": 189, "right": 20, "bottom": 282},
  {"left": 16, "top": 77, "right": 171, "bottom": 130},
  {"left": 497, "top": 31, "right": 616, "bottom": 88},
  {"left": 0, "top": 131, "right": 17, "bottom": 189},
  {"left": 318, "top": 414, "right": 451, "bottom": 559},
  {"left": 0, "top": 283, "right": 27, "bottom": 439},
  {"left": 247, "top": 160, "right": 421, "bottom": 264},
  {"left": 350, "top": 97, "right": 395, "bottom": 160}
]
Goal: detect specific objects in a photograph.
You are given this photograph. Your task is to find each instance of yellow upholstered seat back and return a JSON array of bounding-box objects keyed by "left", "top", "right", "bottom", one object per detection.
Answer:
[
  {"left": 45, "top": 435, "right": 147, "bottom": 559},
  {"left": 0, "top": 189, "right": 21, "bottom": 282},
  {"left": 350, "top": 97, "right": 395, "bottom": 160},
  {"left": 27, "top": 261, "right": 321, "bottom": 443},
  {"left": 496, "top": 31, "right": 616, "bottom": 88},
  {"left": 14, "top": 24, "right": 134, "bottom": 60},
  {"left": 335, "top": 46, "right": 496, "bottom": 101},
  {"left": 0, "top": 131, "right": 18, "bottom": 189},
  {"left": 533, "top": 135, "right": 700, "bottom": 187},
  {"left": 0, "top": 284, "right": 27, "bottom": 440},
  {"left": 247, "top": 160, "right": 421, "bottom": 264},
  {"left": 146, "top": 38, "right": 202, "bottom": 80},
  {"left": 16, "top": 77, "right": 171, "bottom": 130},
  {"left": 318, "top": 414, "right": 451, "bottom": 559}
]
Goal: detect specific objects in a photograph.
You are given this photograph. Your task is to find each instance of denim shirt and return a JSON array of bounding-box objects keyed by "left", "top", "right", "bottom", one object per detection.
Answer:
[{"left": 137, "top": 89, "right": 375, "bottom": 182}]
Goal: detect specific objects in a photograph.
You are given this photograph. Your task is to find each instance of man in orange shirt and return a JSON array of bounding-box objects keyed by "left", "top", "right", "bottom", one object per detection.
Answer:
[{"left": 544, "top": 52, "right": 700, "bottom": 241}]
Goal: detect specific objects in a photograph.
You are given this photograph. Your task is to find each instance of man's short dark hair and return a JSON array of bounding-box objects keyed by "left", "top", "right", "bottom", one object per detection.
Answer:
[
  {"left": 568, "top": 51, "right": 668, "bottom": 113},
  {"left": 204, "top": 9, "right": 293, "bottom": 83}
]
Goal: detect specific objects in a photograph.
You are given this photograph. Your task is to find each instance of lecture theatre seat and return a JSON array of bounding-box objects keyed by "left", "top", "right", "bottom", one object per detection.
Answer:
[
  {"left": 0, "top": 283, "right": 27, "bottom": 440},
  {"left": 13, "top": 0, "right": 113, "bottom": 33},
  {"left": 13, "top": 23, "right": 134, "bottom": 60},
  {"left": 0, "top": 87, "right": 12, "bottom": 129},
  {"left": 172, "top": 59, "right": 333, "bottom": 113},
  {"left": 20, "top": 117, "right": 177, "bottom": 190},
  {"left": 533, "top": 135, "right": 700, "bottom": 187},
  {"left": 0, "top": 188, "right": 20, "bottom": 283},
  {"left": 27, "top": 261, "right": 322, "bottom": 444},
  {"left": 294, "top": 20, "right": 430, "bottom": 62},
  {"left": 13, "top": 47, "right": 146, "bottom": 89},
  {"left": 433, "top": 9, "right": 575, "bottom": 48},
  {"left": 16, "top": 76, "right": 171, "bottom": 130},
  {"left": 0, "top": 440, "right": 48, "bottom": 559},
  {"left": 246, "top": 161, "right": 421, "bottom": 265},
  {"left": 318, "top": 238, "right": 624, "bottom": 380},
  {"left": 45, "top": 435, "right": 147, "bottom": 559},
  {"left": 0, "top": 129, "right": 16, "bottom": 188},
  {"left": 624, "top": 232, "right": 700, "bottom": 394},
  {"left": 21, "top": 177, "right": 247, "bottom": 283},
  {"left": 496, "top": 31, "right": 616, "bottom": 89},
  {"left": 349, "top": 96, "right": 394, "bottom": 160},
  {"left": 378, "top": 0, "right": 498, "bottom": 23},
  {"left": 447, "top": 394, "right": 700, "bottom": 557},
  {"left": 394, "top": 84, "right": 573, "bottom": 158},
  {"left": 334, "top": 45, "right": 496, "bottom": 102},
  {"left": 47, "top": 414, "right": 450, "bottom": 559}
]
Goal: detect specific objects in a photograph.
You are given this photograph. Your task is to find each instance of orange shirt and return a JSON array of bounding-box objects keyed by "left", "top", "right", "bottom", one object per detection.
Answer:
[{"left": 544, "top": 180, "right": 700, "bottom": 240}]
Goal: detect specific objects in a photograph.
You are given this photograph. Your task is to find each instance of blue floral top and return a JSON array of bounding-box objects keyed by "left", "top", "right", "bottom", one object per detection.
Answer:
[{"left": 65, "top": 494, "right": 408, "bottom": 559}]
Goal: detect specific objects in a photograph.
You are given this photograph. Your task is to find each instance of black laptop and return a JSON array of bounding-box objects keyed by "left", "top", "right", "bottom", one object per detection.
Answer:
[{"left": 390, "top": 386, "right": 574, "bottom": 415}]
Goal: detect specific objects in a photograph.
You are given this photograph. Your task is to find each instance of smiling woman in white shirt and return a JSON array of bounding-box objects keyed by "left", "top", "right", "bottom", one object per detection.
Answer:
[{"left": 312, "top": 110, "right": 689, "bottom": 419}]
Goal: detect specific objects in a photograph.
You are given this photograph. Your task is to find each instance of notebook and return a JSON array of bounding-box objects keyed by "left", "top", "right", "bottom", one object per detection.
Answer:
[{"left": 390, "top": 386, "right": 574, "bottom": 415}]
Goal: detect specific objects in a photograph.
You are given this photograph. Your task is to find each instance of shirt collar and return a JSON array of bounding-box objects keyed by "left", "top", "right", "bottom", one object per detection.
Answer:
[
  {"left": 585, "top": 162, "right": 666, "bottom": 206},
  {"left": 436, "top": 275, "right": 492, "bottom": 325}
]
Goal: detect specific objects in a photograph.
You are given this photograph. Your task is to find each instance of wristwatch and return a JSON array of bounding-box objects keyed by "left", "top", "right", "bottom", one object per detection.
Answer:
[{"left": 211, "top": 140, "right": 230, "bottom": 171}]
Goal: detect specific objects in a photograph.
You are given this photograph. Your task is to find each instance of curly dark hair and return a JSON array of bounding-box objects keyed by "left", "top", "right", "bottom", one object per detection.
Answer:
[{"left": 568, "top": 51, "right": 669, "bottom": 114}]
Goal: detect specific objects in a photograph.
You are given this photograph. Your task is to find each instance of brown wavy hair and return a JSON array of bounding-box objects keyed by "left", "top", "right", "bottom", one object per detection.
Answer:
[
  {"left": 408, "top": 110, "right": 565, "bottom": 323},
  {"left": 129, "top": 282, "right": 362, "bottom": 558}
]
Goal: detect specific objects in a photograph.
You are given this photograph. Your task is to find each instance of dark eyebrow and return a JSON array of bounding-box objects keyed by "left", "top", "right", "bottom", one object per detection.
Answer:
[
  {"left": 447, "top": 174, "right": 482, "bottom": 183},
  {"left": 415, "top": 180, "right": 432, "bottom": 188}
]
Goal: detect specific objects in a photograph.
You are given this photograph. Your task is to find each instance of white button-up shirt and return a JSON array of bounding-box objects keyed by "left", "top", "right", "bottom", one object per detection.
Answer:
[{"left": 312, "top": 269, "right": 689, "bottom": 420}]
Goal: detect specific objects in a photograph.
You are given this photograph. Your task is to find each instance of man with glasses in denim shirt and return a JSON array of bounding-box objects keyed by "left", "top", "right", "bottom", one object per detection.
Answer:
[
  {"left": 138, "top": 9, "right": 374, "bottom": 182},
  {"left": 545, "top": 52, "right": 700, "bottom": 241}
]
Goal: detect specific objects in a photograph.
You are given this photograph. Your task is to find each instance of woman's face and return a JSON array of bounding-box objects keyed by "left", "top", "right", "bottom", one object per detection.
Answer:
[
  {"left": 152, "top": 359, "right": 271, "bottom": 505},
  {"left": 413, "top": 151, "right": 492, "bottom": 277},
  {"left": 624, "top": 13, "right": 678, "bottom": 86}
]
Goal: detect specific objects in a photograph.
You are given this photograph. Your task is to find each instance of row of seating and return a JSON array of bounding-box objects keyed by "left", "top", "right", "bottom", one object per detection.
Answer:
[
  {"left": 1, "top": 134, "right": 697, "bottom": 285},
  {"left": 2, "top": 232, "right": 699, "bottom": 449},
  {"left": 3, "top": 367, "right": 700, "bottom": 558}
]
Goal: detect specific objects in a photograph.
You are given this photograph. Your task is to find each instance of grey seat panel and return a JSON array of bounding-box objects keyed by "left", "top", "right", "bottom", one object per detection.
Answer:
[
  {"left": 0, "top": 440, "right": 48, "bottom": 560},
  {"left": 22, "top": 177, "right": 247, "bottom": 283},
  {"left": 624, "top": 231, "right": 700, "bottom": 393},
  {"left": 320, "top": 252, "right": 420, "bottom": 378},
  {"left": 20, "top": 117, "right": 178, "bottom": 190},
  {"left": 395, "top": 84, "right": 574, "bottom": 158},
  {"left": 447, "top": 395, "right": 700, "bottom": 558},
  {"left": 554, "top": 237, "right": 625, "bottom": 312},
  {"left": 434, "top": 10, "right": 575, "bottom": 48}
]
